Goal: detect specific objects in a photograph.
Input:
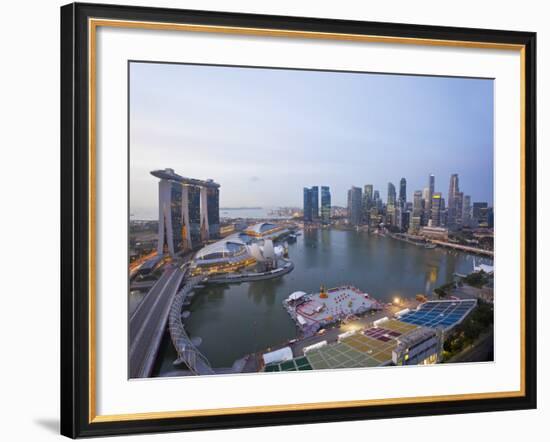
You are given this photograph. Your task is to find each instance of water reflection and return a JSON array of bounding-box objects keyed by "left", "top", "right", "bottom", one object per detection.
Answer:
[
  {"left": 159, "top": 229, "right": 490, "bottom": 369},
  {"left": 424, "top": 265, "right": 438, "bottom": 295},
  {"left": 247, "top": 278, "right": 283, "bottom": 305}
]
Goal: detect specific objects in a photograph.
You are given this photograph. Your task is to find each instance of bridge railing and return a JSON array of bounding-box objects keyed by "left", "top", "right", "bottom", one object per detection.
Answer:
[{"left": 168, "top": 275, "right": 215, "bottom": 375}]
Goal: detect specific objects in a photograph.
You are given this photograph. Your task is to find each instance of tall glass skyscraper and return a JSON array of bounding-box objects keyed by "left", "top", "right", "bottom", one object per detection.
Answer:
[
  {"left": 156, "top": 180, "right": 185, "bottom": 256},
  {"left": 463, "top": 195, "right": 472, "bottom": 226},
  {"left": 373, "top": 190, "right": 382, "bottom": 210},
  {"left": 431, "top": 192, "right": 443, "bottom": 226},
  {"left": 413, "top": 190, "right": 423, "bottom": 218},
  {"left": 399, "top": 178, "right": 407, "bottom": 207},
  {"left": 303, "top": 188, "right": 312, "bottom": 222},
  {"left": 303, "top": 187, "right": 317, "bottom": 222},
  {"left": 454, "top": 191, "right": 464, "bottom": 227},
  {"left": 387, "top": 182, "right": 396, "bottom": 207},
  {"left": 447, "top": 173, "right": 460, "bottom": 228},
  {"left": 347, "top": 186, "right": 363, "bottom": 226},
  {"left": 321, "top": 186, "right": 331, "bottom": 224},
  {"left": 188, "top": 185, "right": 202, "bottom": 247},
  {"left": 311, "top": 186, "right": 319, "bottom": 220},
  {"left": 364, "top": 184, "right": 374, "bottom": 201},
  {"left": 363, "top": 184, "right": 373, "bottom": 223},
  {"left": 427, "top": 174, "right": 435, "bottom": 221},
  {"left": 206, "top": 186, "right": 220, "bottom": 238}
]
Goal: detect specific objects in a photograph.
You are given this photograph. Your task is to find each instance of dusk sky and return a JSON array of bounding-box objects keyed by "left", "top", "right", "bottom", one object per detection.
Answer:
[{"left": 129, "top": 62, "right": 494, "bottom": 220}]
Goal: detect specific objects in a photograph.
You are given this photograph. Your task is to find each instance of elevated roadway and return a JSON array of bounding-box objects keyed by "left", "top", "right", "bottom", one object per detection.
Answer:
[{"left": 129, "top": 265, "right": 185, "bottom": 378}]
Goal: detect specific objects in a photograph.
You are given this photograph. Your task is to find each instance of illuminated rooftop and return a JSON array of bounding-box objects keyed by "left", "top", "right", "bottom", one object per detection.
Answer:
[
  {"left": 194, "top": 233, "right": 248, "bottom": 262},
  {"left": 264, "top": 320, "right": 431, "bottom": 372},
  {"left": 244, "top": 222, "right": 282, "bottom": 236}
]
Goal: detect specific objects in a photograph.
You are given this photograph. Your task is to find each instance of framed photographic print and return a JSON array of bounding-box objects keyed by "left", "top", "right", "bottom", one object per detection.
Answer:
[{"left": 60, "top": 2, "right": 537, "bottom": 438}]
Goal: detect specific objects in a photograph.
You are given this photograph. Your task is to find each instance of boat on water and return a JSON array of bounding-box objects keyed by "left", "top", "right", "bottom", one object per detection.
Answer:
[{"left": 424, "top": 243, "right": 437, "bottom": 249}]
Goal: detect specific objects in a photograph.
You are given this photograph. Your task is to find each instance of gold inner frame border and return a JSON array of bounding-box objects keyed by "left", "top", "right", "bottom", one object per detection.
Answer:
[{"left": 87, "top": 18, "right": 526, "bottom": 424}]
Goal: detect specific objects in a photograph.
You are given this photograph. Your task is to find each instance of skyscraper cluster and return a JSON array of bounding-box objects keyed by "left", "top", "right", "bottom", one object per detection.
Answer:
[
  {"left": 343, "top": 173, "right": 492, "bottom": 232},
  {"left": 345, "top": 178, "right": 407, "bottom": 229},
  {"left": 304, "top": 185, "right": 331, "bottom": 224}
]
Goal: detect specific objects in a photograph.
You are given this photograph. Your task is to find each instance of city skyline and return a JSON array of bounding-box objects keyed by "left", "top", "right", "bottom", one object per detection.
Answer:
[
  {"left": 130, "top": 62, "right": 494, "bottom": 219},
  {"left": 132, "top": 169, "right": 493, "bottom": 220}
]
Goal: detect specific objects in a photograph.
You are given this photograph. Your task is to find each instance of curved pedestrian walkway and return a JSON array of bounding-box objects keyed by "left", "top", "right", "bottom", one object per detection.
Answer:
[{"left": 168, "top": 275, "right": 215, "bottom": 375}]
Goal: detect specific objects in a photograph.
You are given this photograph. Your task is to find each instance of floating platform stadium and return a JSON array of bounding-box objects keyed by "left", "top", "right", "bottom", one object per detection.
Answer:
[
  {"left": 264, "top": 299, "right": 478, "bottom": 373},
  {"left": 283, "top": 285, "right": 380, "bottom": 331}
]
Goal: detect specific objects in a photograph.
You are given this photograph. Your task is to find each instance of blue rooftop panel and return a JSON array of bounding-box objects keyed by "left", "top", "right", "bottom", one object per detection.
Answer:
[{"left": 398, "top": 300, "right": 477, "bottom": 330}]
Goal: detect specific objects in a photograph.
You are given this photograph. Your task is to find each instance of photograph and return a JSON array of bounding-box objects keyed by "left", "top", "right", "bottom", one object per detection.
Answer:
[
  {"left": 128, "top": 62, "right": 495, "bottom": 379},
  {"left": 56, "top": 2, "right": 538, "bottom": 437}
]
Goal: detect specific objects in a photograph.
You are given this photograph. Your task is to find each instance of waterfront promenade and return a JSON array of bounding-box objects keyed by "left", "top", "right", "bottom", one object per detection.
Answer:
[
  {"left": 168, "top": 275, "right": 215, "bottom": 375},
  {"left": 389, "top": 232, "right": 494, "bottom": 257},
  {"left": 206, "top": 259, "right": 294, "bottom": 284},
  {"left": 430, "top": 240, "right": 494, "bottom": 257}
]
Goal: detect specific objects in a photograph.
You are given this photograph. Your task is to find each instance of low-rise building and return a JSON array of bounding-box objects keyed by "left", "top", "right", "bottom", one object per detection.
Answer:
[
  {"left": 419, "top": 226, "right": 449, "bottom": 241},
  {"left": 263, "top": 319, "right": 441, "bottom": 372},
  {"left": 408, "top": 215, "right": 422, "bottom": 234},
  {"left": 190, "top": 233, "right": 256, "bottom": 276},
  {"left": 243, "top": 222, "right": 289, "bottom": 240},
  {"left": 392, "top": 327, "right": 442, "bottom": 365}
]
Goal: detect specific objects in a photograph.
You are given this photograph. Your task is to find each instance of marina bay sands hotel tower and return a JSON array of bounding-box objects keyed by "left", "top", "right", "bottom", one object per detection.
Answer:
[{"left": 151, "top": 168, "right": 220, "bottom": 257}]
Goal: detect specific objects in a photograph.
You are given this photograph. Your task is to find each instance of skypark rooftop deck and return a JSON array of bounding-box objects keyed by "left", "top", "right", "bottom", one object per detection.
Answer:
[{"left": 150, "top": 168, "right": 220, "bottom": 188}]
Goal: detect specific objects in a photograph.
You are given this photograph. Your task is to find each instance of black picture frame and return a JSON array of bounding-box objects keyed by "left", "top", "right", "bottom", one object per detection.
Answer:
[{"left": 61, "top": 2, "right": 537, "bottom": 438}]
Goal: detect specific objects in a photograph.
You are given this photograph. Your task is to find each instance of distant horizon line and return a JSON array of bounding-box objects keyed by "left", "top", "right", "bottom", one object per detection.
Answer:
[
  {"left": 220, "top": 206, "right": 263, "bottom": 210},
  {"left": 130, "top": 197, "right": 495, "bottom": 220}
]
